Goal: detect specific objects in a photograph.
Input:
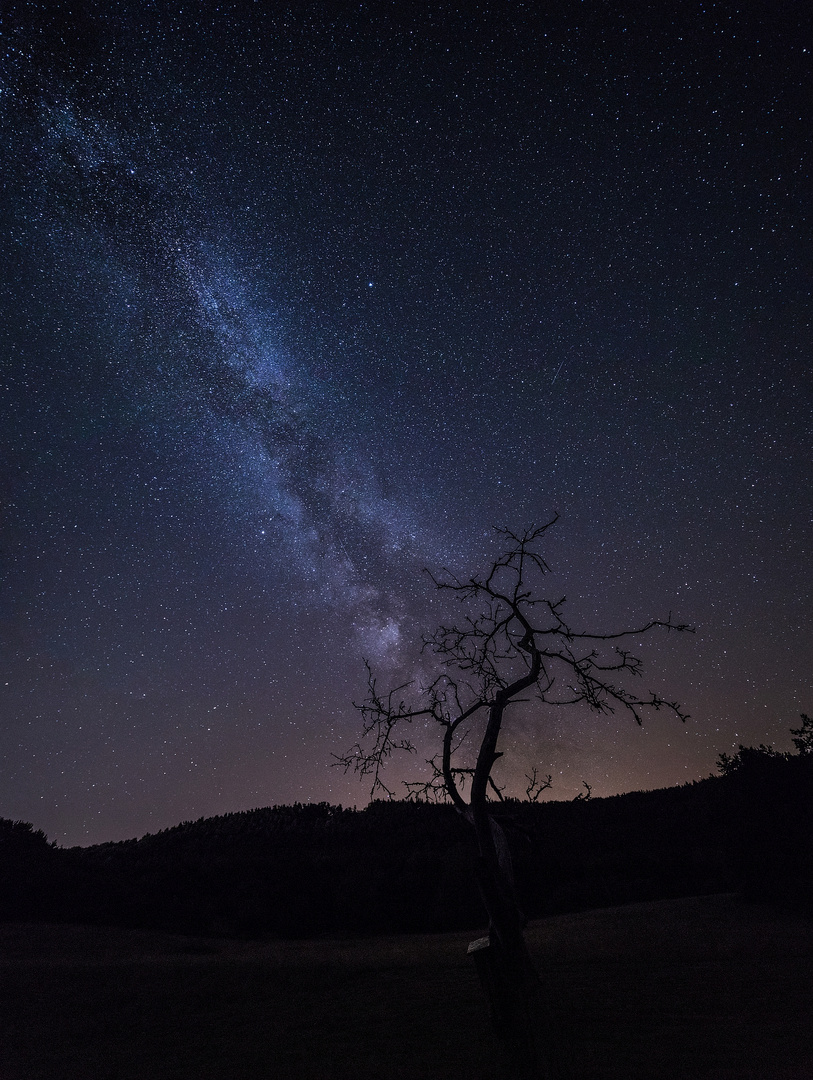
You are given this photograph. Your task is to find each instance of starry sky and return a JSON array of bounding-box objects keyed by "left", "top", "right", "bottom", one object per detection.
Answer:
[{"left": 1, "top": 1, "right": 811, "bottom": 846}]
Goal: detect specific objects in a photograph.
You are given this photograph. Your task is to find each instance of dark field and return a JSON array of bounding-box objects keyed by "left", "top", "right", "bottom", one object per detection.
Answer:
[{"left": 1, "top": 894, "right": 811, "bottom": 1080}]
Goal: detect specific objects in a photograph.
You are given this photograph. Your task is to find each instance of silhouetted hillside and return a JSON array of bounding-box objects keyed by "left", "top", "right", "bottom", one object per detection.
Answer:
[{"left": 2, "top": 746, "right": 810, "bottom": 937}]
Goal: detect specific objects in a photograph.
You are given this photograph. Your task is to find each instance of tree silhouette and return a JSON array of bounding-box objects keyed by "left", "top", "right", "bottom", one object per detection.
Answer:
[
  {"left": 337, "top": 519, "right": 693, "bottom": 1079},
  {"left": 790, "top": 713, "right": 813, "bottom": 755}
]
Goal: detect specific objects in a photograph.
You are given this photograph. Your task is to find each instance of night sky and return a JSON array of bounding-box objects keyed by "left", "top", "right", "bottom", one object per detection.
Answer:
[{"left": 2, "top": 2, "right": 811, "bottom": 846}]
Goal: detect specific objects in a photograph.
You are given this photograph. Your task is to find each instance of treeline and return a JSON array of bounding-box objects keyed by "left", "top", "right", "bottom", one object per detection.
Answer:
[{"left": 2, "top": 738, "right": 811, "bottom": 938}]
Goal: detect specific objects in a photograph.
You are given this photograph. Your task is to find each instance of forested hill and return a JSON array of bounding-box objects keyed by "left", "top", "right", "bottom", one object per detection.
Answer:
[{"left": 2, "top": 749, "right": 811, "bottom": 938}]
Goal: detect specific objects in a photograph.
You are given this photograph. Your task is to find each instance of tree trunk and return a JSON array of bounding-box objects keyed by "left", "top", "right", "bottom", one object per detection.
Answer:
[
  {"left": 470, "top": 854, "right": 560, "bottom": 1080},
  {"left": 468, "top": 933, "right": 542, "bottom": 1080},
  {"left": 466, "top": 691, "right": 561, "bottom": 1077}
]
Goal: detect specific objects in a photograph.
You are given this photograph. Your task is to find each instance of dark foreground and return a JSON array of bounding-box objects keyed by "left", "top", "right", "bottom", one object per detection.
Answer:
[{"left": 1, "top": 893, "right": 811, "bottom": 1080}]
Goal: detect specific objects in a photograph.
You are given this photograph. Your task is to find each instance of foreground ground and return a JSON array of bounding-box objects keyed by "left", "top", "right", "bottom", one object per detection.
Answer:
[{"left": 1, "top": 893, "right": 811, "bottom": 1079}]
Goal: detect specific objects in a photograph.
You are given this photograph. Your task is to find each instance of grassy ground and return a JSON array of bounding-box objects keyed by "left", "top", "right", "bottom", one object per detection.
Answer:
[{"left": 1, "top": 893, "right": 811, "bottom": 1079}]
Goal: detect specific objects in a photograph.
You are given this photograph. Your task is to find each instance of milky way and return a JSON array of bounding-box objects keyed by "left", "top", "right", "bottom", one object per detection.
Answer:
[
  {"left": 1, "top": 3, "right": 811, "bottom": 843},
  {"left": 34, "top": 93, "right": 427, "bottom": 648}
]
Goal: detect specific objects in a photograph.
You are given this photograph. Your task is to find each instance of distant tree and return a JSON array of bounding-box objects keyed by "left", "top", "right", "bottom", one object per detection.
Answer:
[
  {"left": 336, "top": 519, "right": 693, "bottom": 1079},
  {"left": 713, "top": 715, "right": 813, "bottom": 911},
  {"left": 716, "top": 743, "right": 780, "bottom": 776},
  {"left": 0, "top": 819, "right": 58, "bottom": 921},
  {"left": 790, "top": 713, "right": 813, "bottom": 755},
  {"left": 0, "top": 819, "right": 53, "bottom": 855},
  {"left": 715, "top": 714, "right": 813, "bottom": 775}
]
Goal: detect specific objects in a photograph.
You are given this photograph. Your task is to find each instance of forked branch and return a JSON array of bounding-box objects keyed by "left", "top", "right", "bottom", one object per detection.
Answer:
[{"left": 336, "top": 519, "right": 693, "bottom": 808}]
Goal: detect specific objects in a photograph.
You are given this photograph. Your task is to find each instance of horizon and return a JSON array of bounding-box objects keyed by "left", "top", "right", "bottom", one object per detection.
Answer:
[{"left": 13, "top": 760, "right": 766, "bottom": 851}]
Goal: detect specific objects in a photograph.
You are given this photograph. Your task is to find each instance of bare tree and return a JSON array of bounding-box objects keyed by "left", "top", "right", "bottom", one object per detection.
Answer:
[{"left": 336, "top": 518, "right": 693, "bottom": 1079}]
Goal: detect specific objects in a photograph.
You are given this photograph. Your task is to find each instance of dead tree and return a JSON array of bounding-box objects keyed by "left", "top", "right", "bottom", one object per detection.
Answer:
[{"left": 335, "top": 519, "right": 693, "bottom": 1079}]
